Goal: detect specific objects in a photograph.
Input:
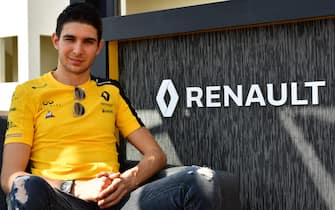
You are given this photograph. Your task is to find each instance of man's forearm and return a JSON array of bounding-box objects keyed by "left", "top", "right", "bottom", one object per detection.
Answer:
[
  {"left": 94, "top": 149, "right": 167, "bottom": 208},
  {"left": 2, "top": 171, "right": 70, "bottom": 195},
  {"left": 1, "top": 171, "right": 30, "bottom": 194},
  {"left": 1, "top": 143, "right": 32, "bottom": 194},
  {"left": 121, "top": 148, "right": 167, "bottom": 190}
]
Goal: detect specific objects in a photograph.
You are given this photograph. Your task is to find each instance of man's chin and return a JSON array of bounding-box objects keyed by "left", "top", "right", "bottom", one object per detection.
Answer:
[
  {"left": 68, "top": 66, "right": 90, "bottom": 74},
  {"left": 60, "top": 62, "right": 91, "bottom": 74}
]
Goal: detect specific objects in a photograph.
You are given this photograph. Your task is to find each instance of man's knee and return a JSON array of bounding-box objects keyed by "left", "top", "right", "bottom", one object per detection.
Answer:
[
  {"left": 181, "top": 166, "right": 216, "bottom": 184},
  {"left": 168, "top": 166, "right": 218, "bottom": 198},
  {"left": 9, "top": 175, "right": 50, "bottom": 205},
  {"left": 177, "top": 166, "right": 222, "bottom": 209}
]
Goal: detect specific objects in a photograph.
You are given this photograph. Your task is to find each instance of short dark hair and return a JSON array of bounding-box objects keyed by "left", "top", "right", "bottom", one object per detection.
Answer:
[{"left": 55, "top": 3, "right": 103, "bottom": 42}]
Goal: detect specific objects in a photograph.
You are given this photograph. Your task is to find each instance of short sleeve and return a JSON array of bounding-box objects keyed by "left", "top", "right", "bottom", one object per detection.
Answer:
[
  {"left": 115, "top": 87, "right": 144, "bottom": 137},
  {"left": 5, "top": 84, "right": 35, "bottom": 146}
]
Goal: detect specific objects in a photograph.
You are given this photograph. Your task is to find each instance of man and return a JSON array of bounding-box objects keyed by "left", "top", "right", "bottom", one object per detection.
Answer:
[{"left": 1, "top": 3, "right": 220, "bottom": 210}]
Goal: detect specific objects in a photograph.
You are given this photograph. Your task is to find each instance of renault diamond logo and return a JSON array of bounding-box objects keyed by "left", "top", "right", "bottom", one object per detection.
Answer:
[{"left": 156, "top": 79, "right": 179, "bottom": 117}]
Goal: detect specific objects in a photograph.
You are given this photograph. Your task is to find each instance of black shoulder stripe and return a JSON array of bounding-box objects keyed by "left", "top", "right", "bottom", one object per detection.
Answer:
[
  {"left": 91, "top": 75, "right": 145, "bottom": 127},
  {"left": 91, "top": 75, "right": 121, "bottom": 87},
  {"left": 118, "top": 84, "right": 145, "bottom": 127}
]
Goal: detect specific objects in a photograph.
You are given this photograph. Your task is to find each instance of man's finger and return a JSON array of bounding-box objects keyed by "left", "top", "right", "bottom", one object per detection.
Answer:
[
  {"left": 108, "top": 172, "right": 121, "bottom": 179},
  {"left": 96, "top": 171, "right": 110, "bottom": 178},
  {"left": 98, "top": 186, "right": 128, "bottom": 208}
]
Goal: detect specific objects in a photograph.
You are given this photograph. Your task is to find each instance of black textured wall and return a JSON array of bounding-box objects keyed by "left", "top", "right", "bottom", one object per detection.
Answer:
[{"left": 118, "top": 19, "right": 335, "bottom": 210}]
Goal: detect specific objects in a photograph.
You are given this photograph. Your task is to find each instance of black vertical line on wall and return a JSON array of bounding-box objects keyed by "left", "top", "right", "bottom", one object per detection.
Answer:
[
  {"left": 103, "top": 0, "right": 118, "bottom": 17},
  {"left": 91, "top": 44, "right": 108, "bottom": 79},
  {"left": 70, "top": 0, "right": 118, "bottom": 17}
]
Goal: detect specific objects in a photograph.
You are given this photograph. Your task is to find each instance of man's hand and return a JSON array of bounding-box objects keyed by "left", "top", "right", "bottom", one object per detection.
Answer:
[
  {"left": 95, "top": 127, "right": 167, "bottom": 209},
  {"left": 72, "top": 172, "right": 120, "bottom": 202},
  {"left": 96, "top": 170, "right": 138, "bottom": 209}
]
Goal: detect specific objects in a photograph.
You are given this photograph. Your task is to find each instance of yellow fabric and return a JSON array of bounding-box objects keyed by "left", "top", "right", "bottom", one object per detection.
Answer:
[{"left": 5, "top": 72, "right": 143, "bottom": 180}]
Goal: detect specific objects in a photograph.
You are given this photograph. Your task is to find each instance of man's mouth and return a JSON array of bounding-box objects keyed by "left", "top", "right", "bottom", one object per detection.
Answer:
[{"left": 69, "top": 57, "right": 84, "bottom": 65}]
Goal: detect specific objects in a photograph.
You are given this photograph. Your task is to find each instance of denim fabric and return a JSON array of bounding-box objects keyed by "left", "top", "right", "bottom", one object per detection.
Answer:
[{"left": 8, "top": 166, "right": 223, "bottom": 210}]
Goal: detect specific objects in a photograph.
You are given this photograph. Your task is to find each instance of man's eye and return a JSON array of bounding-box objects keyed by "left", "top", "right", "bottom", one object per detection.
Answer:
[{"left": 85, "top": 40, "right": 95, "bottom": 44}]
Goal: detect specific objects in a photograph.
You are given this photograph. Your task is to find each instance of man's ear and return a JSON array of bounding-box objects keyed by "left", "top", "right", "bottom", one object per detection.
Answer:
[
  {"left": 51, "top": 33, "right": 59, "bottom": 50},
  {"left": 96, "top": 39, "right": 105, "bottom": 55}
]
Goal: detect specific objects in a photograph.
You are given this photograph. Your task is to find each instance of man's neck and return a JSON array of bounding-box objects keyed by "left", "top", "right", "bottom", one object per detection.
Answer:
[{"left": 52, "top": 69, "right": 90, "bottom": 86}]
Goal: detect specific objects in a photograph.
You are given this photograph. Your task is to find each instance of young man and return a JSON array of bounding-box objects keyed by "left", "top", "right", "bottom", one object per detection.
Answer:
[{"left": 1, "top": 3, "right": 221, "bottom": 210}]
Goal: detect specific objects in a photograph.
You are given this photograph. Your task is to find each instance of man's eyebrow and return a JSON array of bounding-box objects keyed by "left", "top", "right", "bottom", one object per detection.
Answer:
[
  {"left": 62, "top": 34, "right": 97, "bottom": 42},
  {"left": 62, "top": 34, "right": 75, "bottom": 39},
  {"left": 85, "top": 37, "right": 98, "bottom": 42}
]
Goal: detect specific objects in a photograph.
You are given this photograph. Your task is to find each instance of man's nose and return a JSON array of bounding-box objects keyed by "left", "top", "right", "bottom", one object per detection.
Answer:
[{"left": 73, "top": 42, "right": 83, "bottom": 54}]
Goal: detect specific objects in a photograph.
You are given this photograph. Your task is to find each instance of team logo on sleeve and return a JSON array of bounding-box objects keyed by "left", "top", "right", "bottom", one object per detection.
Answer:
[
  {"left": 32, "top": 83, "right": 47, "bottom": 89},
  {"left": 7, "top": 121, "right": 17, "bottom": 129},
  {"left": 9, "top": 107, "right": 16, "bottom": 112},
  {"left": 11, "top": 92, "right": 18, "bottom": 101}
]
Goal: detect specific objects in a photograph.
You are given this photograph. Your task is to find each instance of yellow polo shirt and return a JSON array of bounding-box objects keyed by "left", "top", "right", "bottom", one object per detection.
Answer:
[{"left": 5, "top": 72, "right": 143, "bottom": 180}]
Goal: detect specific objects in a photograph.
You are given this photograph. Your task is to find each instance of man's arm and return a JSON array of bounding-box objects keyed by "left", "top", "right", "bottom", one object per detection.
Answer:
[
  {"left": 0, "top": 143, "right": 64, "bottom": 193},
  {"left": 96, "top": 127, "right": 167, "bottom": 208},
  {"left": 1, "top": 143, "right": 31, "bottom": 194},
  {"left": 1, "top": 143, "right": 114, "bottom": 201},
  {"left": 121, "top": 127, "right": 167, "bottom": 187}
]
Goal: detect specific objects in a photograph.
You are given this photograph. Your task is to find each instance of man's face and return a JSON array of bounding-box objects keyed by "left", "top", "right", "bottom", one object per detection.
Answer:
[{"left": 52, "top": 22, "right": 103, "bottom": 75}]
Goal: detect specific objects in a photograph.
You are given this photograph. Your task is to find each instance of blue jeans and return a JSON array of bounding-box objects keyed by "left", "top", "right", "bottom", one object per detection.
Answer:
[{"left": 8, "top": 166, "right": 223, "bottom": 210}]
